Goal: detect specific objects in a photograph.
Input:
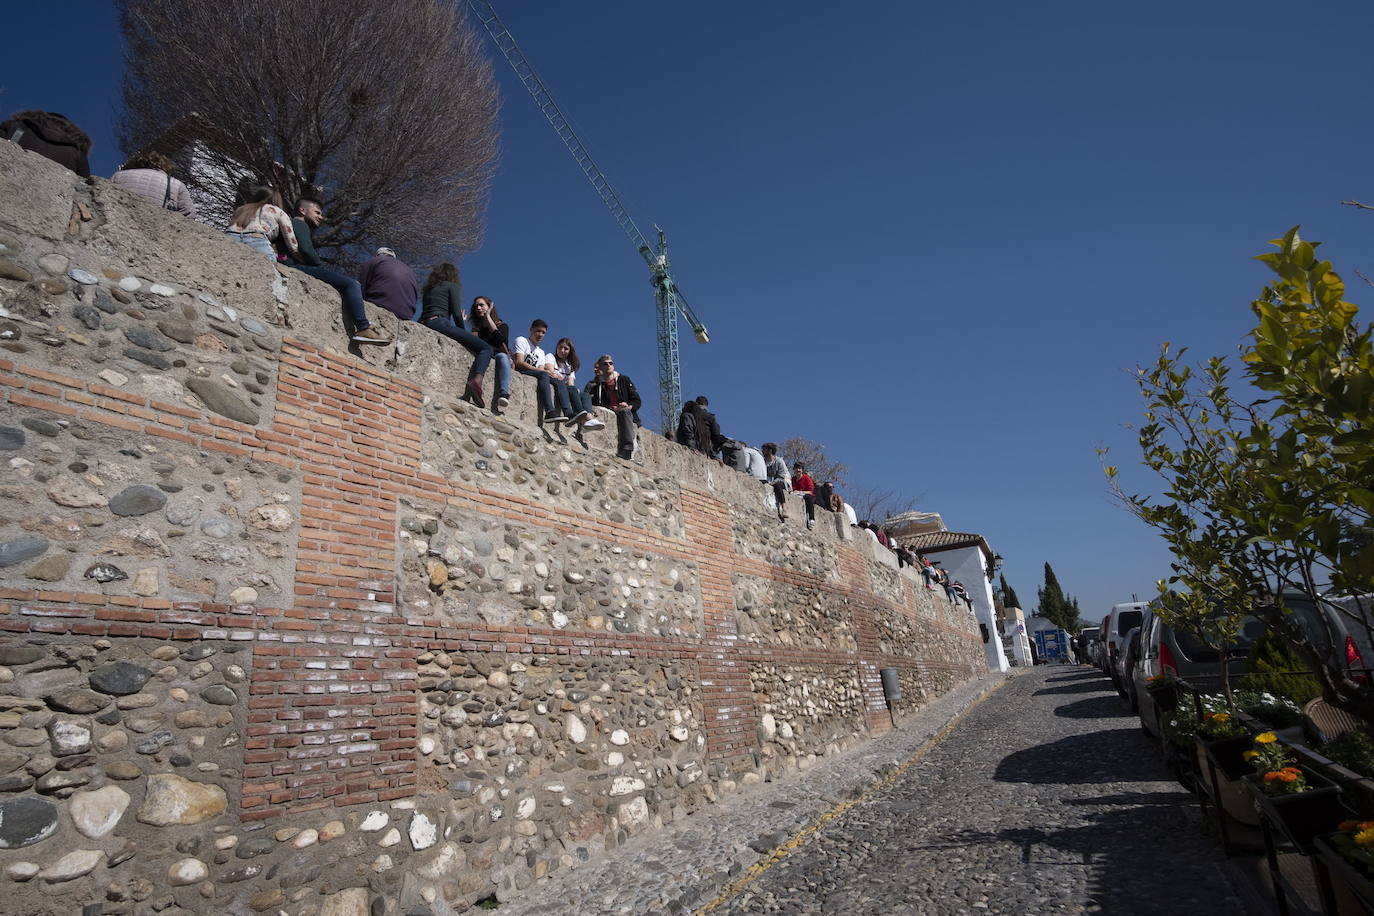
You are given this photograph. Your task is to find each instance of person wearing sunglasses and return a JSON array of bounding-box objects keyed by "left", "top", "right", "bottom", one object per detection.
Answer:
[{"left": 584, "top": 355, "right": 641, "bottom": 460}]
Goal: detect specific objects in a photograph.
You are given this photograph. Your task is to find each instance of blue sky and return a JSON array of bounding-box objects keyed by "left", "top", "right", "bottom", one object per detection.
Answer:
[{"left": 6, "top": 0, "right": 1374, "bottom": 620}]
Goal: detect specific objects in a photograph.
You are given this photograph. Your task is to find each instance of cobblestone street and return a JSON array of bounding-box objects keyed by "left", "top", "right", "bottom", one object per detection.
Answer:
[{"left": 715, "top": 666, "right": 1246, "bottom": 915}]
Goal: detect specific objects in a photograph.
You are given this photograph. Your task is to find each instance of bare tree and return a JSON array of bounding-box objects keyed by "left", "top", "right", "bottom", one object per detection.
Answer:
[
  {"left": 779, "top": 437, "right": 848, "bottom": 490},
  {"left": 117, "top": 0, "right": 500, "bottom": 267},
  {"left": 846, "top": 485, "right": 922, "bottom": 526}
]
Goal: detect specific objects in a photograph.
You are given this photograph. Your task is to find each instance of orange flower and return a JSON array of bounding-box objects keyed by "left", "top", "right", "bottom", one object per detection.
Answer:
[
  {"left": 1341, "top": 820, "right": 1362, "bottom": 832},
  {"left": 1263, "top": 771, "right": 1283, "bottom": 783}
]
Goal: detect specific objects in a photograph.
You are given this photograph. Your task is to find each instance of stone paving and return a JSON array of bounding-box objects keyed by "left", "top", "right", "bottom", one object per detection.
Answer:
[
  {"left": 498, "top": 666, "right": 1251, "bottom": 915},
  {"left": 715, "top": 666, "right": 1247, "bottom": 916}
]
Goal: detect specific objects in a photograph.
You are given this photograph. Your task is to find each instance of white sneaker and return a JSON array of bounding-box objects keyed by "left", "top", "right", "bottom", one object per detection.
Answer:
[
  {"left": 806, "top": 519, "right": 815, "bottom": 530},
  {"left": 582, "top": 417, "right": 606, "bottom": 431}
]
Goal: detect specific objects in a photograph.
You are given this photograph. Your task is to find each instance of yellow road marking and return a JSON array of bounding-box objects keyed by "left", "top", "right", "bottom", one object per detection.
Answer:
[{"left": 695, "top": 679, "right": 1008, "bottom": 914}]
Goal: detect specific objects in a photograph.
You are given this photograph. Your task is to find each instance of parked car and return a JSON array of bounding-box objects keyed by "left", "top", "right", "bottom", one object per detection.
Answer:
[
  {"left": 1132, "top": 593, "right": 1366, "bottom": 737},
  {"left": 1115, "top": 624, "right": 1145, "bottom": 710},
  {"left": 1079, "top": 627, "right": 1101, "bottom": 667},
  {"left": 1103, "top": 602, "right": 1149, "bottom": 693}
]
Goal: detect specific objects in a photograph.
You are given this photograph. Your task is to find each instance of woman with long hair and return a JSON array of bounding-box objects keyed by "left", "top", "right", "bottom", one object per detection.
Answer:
[
  {"left": 224, "top": 185, "right": 297, "bottom": 259},
  {"left": 549, "top": 337, "right": 604, "bottom": 436},
  {"left": 468, "top": 297, "right": 511, "bottom": 410},
  {"left": 418, "top": 262, "right": 496, "bottom": 407}
]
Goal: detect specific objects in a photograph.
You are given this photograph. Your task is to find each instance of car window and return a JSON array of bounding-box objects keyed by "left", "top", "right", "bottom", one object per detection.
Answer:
[{"left": 1116, "top": 610, "right": 1143, "bottom": 636}]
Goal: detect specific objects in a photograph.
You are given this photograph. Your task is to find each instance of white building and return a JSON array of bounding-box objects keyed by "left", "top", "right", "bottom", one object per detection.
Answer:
[{"left": 896, "top": 528, "right": 1009, "bottom": 673}]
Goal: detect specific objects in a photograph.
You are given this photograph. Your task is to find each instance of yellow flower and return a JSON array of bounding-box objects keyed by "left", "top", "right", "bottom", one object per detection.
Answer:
[
  {"left": 1255, "top": 732, "right": 1278, "bottom": 744},
  {"left": 1208, "top": 712, "right": 1231, "bottom": 722},
  {"left": 1242, "top": 750, "right": 1259, "bottom": 761},
  {"left": 1355, "top": 828, "right": 1374, "bottom": 848}
]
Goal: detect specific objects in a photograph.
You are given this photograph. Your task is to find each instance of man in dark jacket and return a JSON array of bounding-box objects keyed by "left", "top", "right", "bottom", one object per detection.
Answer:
[
  {"left": 358, "top": 247, "right": 419, "bottom": 321},
  {"left": 1, "top": 110, "right": 92, "bottom": 177},
  {"left": 287, "top": 197, "right": 390, "bottom": 346},
  {"left": 585, "top": 354, "right": 641, "bottom": 459}
]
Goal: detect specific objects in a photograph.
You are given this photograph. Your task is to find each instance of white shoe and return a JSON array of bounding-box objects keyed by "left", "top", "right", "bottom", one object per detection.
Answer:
[
  {"left": 806, "top": 519, "right": 815, "bottom": 530},
  {"left": 582, "top": 417, "right": 606, "bottom": 431}
]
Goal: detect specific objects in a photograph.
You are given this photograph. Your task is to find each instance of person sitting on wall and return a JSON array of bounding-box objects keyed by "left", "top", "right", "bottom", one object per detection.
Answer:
[
  {"left": 468, "top": 297, "right": 511, "bottom": 410},
  {"left": 548, "top": 337, "right": 604, "bottom": 437},
  {"left": 111, "top": 150, "right": 195, "bottom": 218},
  {"left": 1, "top": 109, "right": 92, "bottom": 177},
  {"left": 512, "top": 319, "right": 574, "bottom": 424},
  {"left": 694, "top": 396, "right": 724, "bottom": 459},
  {"left": 761, "top": 442, "right": 791, "bottom": 522},
  {"left": 919, "top": 556, "right": 938, "bottom": 590},
  {"left": 287, "top": 196, "right": 390, "bottom": 346},
  {"left": 585, "top": 354, "right": 642, "bottom": 460},
  {"left": 359, "top": 246, "right": 419, "bottom": 323},
  {"left": 418, "top": 262, "right": 495, "bottom": 407},
  {"left": 675, "top": 399, "right": 712, "bottom": 456},
  {"left": 225, "top": 186, "right": 297, "bottom": 260},
  {"left": 838, "top": 494, "right": 858, "bottom": 527},
  {"left": 740, "top": 441, "right": 767, "bottom": 482},
  {"left": 791, "top": 462, "right": 817, "bottom": 530}
]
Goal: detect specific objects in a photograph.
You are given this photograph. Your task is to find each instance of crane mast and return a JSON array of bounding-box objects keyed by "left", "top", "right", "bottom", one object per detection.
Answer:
[{"left": 465, "top": 0, "right": 710, "bottom": 431}]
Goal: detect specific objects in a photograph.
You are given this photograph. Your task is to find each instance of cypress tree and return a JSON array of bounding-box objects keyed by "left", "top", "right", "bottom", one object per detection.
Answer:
[
  {"left": 1036, "top": 563, "right": 1082, "bottom": 632},
  {"left": 999, "top": 574, "right": 1023, "bottom": 610}
]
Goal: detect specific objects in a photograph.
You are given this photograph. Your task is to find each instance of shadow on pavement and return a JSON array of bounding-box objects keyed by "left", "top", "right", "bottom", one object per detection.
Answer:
[
  {"left": 1045, "top": 670, "right": 1102, "bottom": 683},
  {"left": 994, "top": 729, "right": 1160, "bottom": 784},
  {"left": 930, "top": 803, "right": 1226, "bottom": 915},
  {"left": 1053, "top": 695, "right": 1135, "bottom": 720},
  {"left": 1033, "top": 681, "right": 1112, "bottom": 696}
]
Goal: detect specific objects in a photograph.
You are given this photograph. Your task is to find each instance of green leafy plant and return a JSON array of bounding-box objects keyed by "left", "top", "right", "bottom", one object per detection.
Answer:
[
  {"left": 1198, "top": 710, "right": 1246, "bottom": 741},
  {"left": 1105, "top": 228, "right": 1374, "bottom": 721},
  {"left": 1239, "top": 630, "right": 1324, "bottom": 707},
  {"left": 1323, "top": 728, "right": 1374, "bottom": 778},
  {"left": 1233, "top": 688, "right": 1303, "bottom": 728}
]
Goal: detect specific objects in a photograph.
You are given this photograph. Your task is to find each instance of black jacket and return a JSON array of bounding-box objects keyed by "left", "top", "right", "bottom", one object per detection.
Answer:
[
  {"left": 584, "top": 374, "right": 642, "bottom": 426},
  {"left": 1, "top": 110, "right": 92, "bottom": 177}
]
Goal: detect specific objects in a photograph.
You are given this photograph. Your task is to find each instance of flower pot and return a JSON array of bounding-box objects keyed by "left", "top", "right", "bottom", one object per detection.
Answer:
[
  {"left": 1196, "top": 734, "right": 1261, "bottom": 827},
  {"left": 1146, "top": 680, "right": 1180, "bottom": 715},
  {"left": 1314, "top": 835, "right": 1374, "bottom": 915},
  {"left": 1243, "top": 772, "right": 1346, "bottom": 854}
]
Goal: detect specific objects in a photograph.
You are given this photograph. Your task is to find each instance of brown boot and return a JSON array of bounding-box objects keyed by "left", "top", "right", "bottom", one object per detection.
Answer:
[{"left": 463, "top": 376, "right": 486, "bottom": 409}]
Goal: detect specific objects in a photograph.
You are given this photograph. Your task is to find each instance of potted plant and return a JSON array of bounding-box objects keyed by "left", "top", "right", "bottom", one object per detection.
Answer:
[
  {"left": 1243, "top": 731, "right": 1346, "bottom": 853},
  {"left": 1315, "top": 821, "right": 1374, "bottom": 915},
  {"left": 1195, "top": 710, "right": 1261, "bottom": 827}
]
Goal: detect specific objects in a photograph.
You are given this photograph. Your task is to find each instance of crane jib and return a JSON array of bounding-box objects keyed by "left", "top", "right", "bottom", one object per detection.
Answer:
[{"left": 465, "top": 0, "right": 710, "bottom": 431}]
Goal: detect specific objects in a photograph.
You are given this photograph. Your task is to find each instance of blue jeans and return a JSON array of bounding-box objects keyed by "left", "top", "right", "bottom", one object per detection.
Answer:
[
  {"left": 226, "top": 231, "right": 273, "bottom": 257},
  {"left": 516, "top": 367, "right": 572, "bottom": 416},
  {"left": 566, "top": 386, "right": 592, "bottom": 417},
  {"left": 289, "top": 262, "right": 370, "bottom": 330},
  {"left": 492, "top": 353, "right": 511, "bottom": 397},
  {"left": 420, "top": 316, "right": 492, "bottom": 379}
]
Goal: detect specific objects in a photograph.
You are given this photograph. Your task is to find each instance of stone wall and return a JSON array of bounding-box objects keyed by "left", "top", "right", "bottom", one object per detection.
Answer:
[{"left": 0, "top": 142, "right": 985, "bottom": 915}]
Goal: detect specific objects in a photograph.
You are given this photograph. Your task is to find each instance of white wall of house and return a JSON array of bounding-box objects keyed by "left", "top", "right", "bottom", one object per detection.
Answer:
[{"left": 936, "top": 545, "right": 1009, "bottom": 672}]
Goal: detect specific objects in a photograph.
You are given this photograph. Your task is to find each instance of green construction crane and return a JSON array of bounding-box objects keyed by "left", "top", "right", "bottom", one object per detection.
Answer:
[{"left": 466, "top": 0, "right": 710, "bottom": 432}]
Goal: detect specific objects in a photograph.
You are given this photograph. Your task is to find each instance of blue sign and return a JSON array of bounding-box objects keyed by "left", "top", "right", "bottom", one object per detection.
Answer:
[{"left": 1035, "top": 629, "right": 1069, "bottom": 660}]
